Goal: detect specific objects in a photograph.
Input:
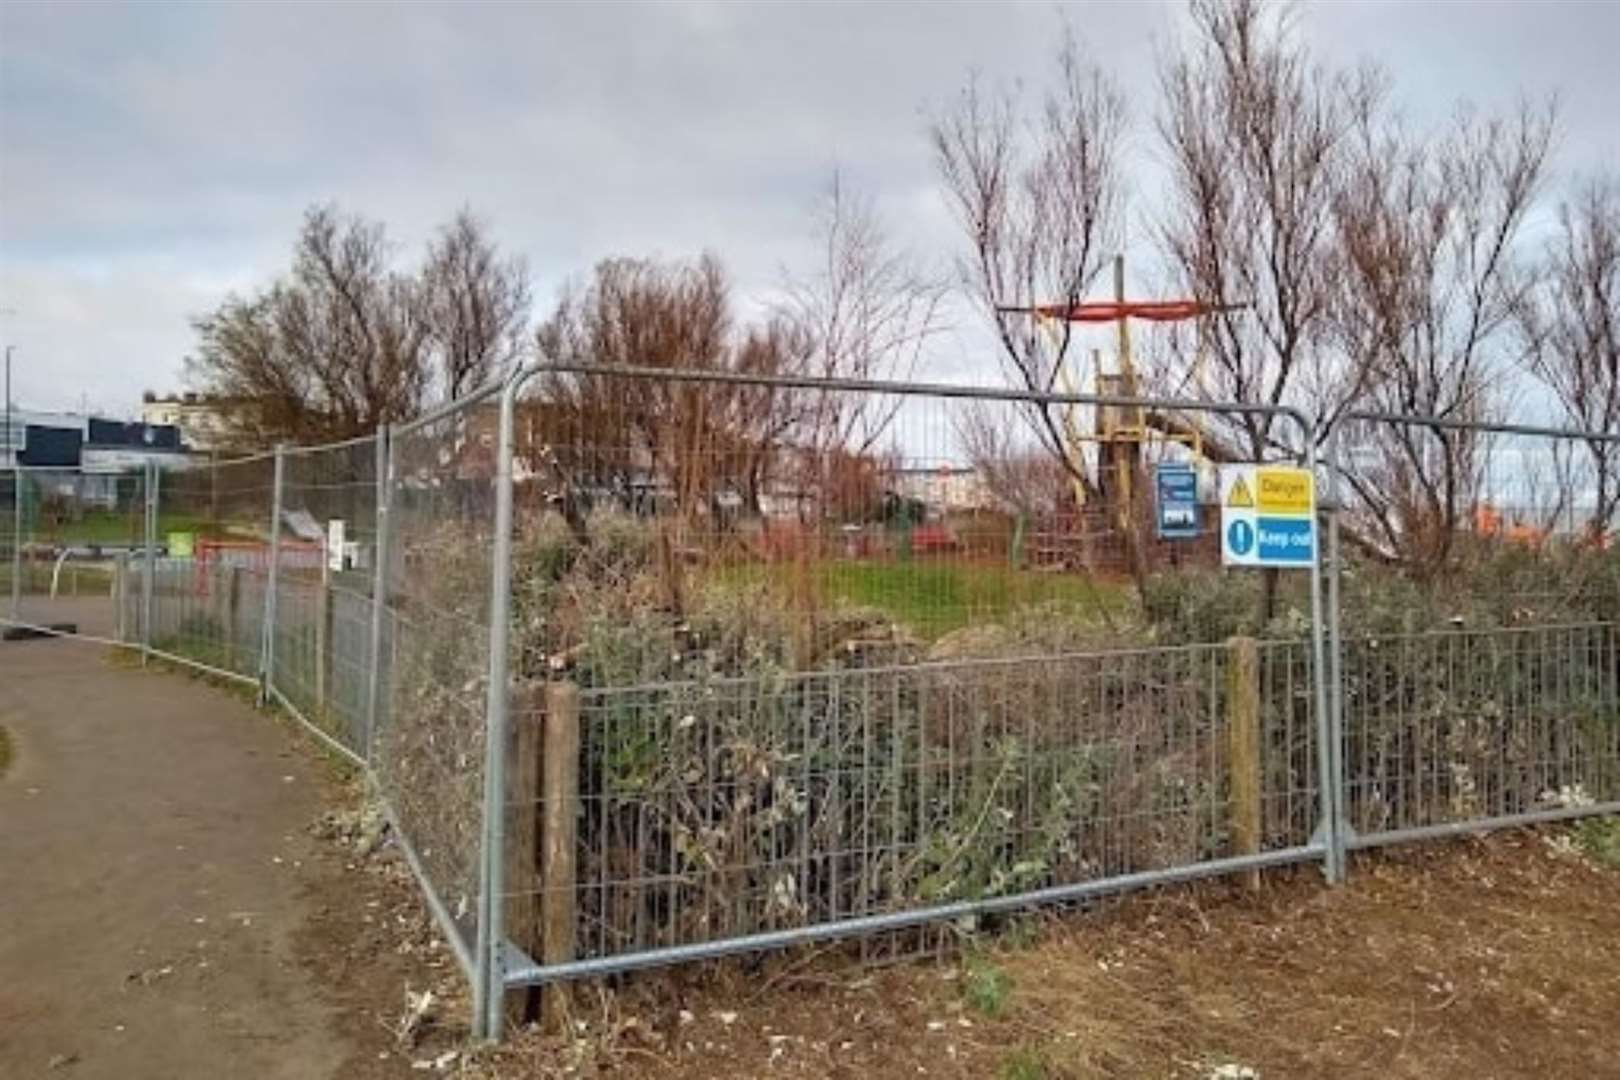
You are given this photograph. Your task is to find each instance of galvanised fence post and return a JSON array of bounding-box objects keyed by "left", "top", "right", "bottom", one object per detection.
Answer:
[
  {"left": 141, "top": 460, "right": 158, "bottom": 663},
  {"left": 1303, "top": 417, "right": 1343, "bottom": 885},
  {"left": 8, "top": 465, "right": 21, "bottom": 621},
  {"left": 260, "top": 444, "right": 286, "bottom": 706},
  {"left": 475, "top": 369, "right": 523, "bottom": 1040},
  {"left": 364, "top": 426, "right": 393, "bottom": 765},
  {"left": 1325, "top": 421, "right": 1351, "bottom": 882}
]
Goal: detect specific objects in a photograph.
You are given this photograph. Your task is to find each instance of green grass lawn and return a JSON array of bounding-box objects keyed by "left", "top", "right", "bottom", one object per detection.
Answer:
[
  {"left": 26, "top": 511, "right": 238, "bottom": 545},
  {"left": 712, "top": 558, "right": 1132, "bottom": 639}
]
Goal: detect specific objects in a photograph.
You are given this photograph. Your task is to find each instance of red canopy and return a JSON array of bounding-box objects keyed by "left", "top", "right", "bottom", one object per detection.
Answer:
[{"left": 997, "top": 300, "right": 1245, "bottom": 323}]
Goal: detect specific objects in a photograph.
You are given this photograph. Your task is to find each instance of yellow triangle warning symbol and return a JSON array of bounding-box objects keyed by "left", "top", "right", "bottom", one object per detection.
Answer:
[{"left": 1227, "top": 475, "right": 1255, "bottom": 508}]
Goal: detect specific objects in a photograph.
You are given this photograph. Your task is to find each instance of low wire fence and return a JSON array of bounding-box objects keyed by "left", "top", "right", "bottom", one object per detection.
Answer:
[
  {"left": 502, "top": 638, "right": 1320, "bottom": 977},
  {"left": 1341, "top": 622, "right": 1620, "bottom": 843},
  {"left": 1330, "top": 413, "right": 1620, "bottom": 850},
  {"left": 3, "top": 367, "right": 1615, "bottom": 1041}
]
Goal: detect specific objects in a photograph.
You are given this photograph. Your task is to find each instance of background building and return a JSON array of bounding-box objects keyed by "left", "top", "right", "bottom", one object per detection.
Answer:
[
  {"left": 3, "top": 406, "right": 190, "bottom": 471},
  {"left": 140, "top": 391, "right": 233, "bottom": 453}
]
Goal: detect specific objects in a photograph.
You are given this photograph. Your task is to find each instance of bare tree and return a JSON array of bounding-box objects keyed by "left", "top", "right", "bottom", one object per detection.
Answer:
[
  {"left": 780, "top": 171, "right": 947, "bottom": 456},
  {"left": 532, "top": 254, "right": 809, "bottom": 520},
  {"left": 189, "top": 204, "right": 429, "bottom": 448},
  {"left": 931, "top": 28, "right": 1126, "bottom": 495},
  {"left": 1157, "top": 0, "right": 1380, "bottom": 458},
  {"left": 532, "top": 172, "right": 945, "bottom": 531},
  {"left": 1152, "top": 0, "right": 1382, "bottom": 617},
  {"left": 955, "top": 401, "right": 1073, "bottom": 517},
  {"left": 535, "top": 255, "right": 725, "bottom": 509},
  {"left": 724, "top": 315, "right": 816, "bottom": 515},
  {"left": 188, "top": 203, "right": 534, "bottom": 449},
  {"left": 1517, "top": 173, "right": 1620, "bottom": 540},
  {"left": 1335, "top": 101, "right": 1555, "bottom": 573},
  {"left": 421, "top": 209, "right": 530, "bottom": 400}
]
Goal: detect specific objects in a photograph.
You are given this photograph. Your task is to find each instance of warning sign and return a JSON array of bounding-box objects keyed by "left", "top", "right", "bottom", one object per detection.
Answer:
[
  {"left": 327, "top": 519, "right": 346, "bottom": 573},
  {"left": 1220, "top": 465, "right": 1316, "bottom": 568},
  {"left": 1257, "top": 468, "right": 1313, "bottom": 513},
  {"left": 1155, "top": 463, "right": 1200, "bottom": 539}
]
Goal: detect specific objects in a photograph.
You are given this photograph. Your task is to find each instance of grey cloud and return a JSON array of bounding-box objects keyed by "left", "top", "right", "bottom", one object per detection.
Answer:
[{"left": 1, "top": 0, "right": 1614, "bottom": 412}]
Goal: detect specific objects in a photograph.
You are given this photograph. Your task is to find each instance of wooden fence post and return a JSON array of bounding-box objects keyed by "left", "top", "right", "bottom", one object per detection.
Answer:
[
  {"left": 227, "top": 565, "right": 243, "bottom": 669},
  {"left": 505, "top": 682, "right": 544, "bottom": 1026},
  {"left": 315, "top": 576, "right": 331, "bottom": 715},
  {"left": 540, "top": 680, "right": 581, "bottom": 1033},
  {"left": 114, "top": 553, "right": 127, "bottom": 643},
  {"left": 1226, "top": 635, "right": 1262, "bottom": 890}
]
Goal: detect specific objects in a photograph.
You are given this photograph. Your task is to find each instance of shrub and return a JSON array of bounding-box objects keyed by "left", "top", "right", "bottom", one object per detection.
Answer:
[
  {"left": 383, "top": 507, "right": 1619, "bottom": 963},
  {"left": 964, "top": 958, "right": 1013, "bottom": 1018}
]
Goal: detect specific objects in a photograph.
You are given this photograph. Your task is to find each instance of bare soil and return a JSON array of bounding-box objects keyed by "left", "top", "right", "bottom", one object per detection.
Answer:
[
  {"left": 459, "top": 830, "right": 1620, "bottom": 1080},
  {"left": 0, "top": 636, "right": 463, "bottom": 1079}
]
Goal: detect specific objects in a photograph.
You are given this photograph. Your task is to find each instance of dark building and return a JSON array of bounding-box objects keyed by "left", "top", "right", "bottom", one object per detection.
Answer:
[
  {"left": 11, "top": 411, "right": 189, "bottom": 475},
  {"left": 86, "top": 418, "right": 185, "bottom": 453},
  {"left": 18, "top": 424, "right": 83, "bottom": 468}
]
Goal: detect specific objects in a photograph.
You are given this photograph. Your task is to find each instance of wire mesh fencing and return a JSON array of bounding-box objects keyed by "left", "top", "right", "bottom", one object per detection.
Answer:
[
  {"left": 4, "top": 464, "right": 145, "bottom": 639},
  {"left": 489, "top": 365, "right": 1334, "bottom": 1006},
  {"left": 2, "top": 466, "right": 17, "bottom": 621},
  {"left": 500, "top": 638, "right": 1324, "bottom": 979},
  {"left": 371, "top": 393, "right": 504, "bottom": 981},
  {"left": 5, "top": 369, "right": 1618, "bottom": 1042},
  {"left": 139, "top": 454, "right": 277, "bottom": 677},
  {"left": 1331, "top": 415, "right": 1620, "bottom": 848},
  {"left": 266, "top": 436, "right": 381, "bottom": 756},
  {"left": 1340, "top": 622, "right": 1620, "bottom": 842},
  {"left": 501, "top": 368, "right": 1323, "bottom": 687}
]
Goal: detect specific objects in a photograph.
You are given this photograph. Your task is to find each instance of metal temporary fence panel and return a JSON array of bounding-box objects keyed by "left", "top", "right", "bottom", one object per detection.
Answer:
[
  {"left": 29, "top": 375, "right": 1617, "bottom": 1044},
  {"left": 485, "top": 362, "right": 1337, "bottom": 1017},
  {"left": 1328, "top": 414, "right": 1620, "bottom": 853},
  {"left": 2, "top": 466, "right": 18, "bottom": 623},
  {"left": 264, "top": 435, "right": 381, "bottom": 758},
  {"left": 370, "top": 388, "right": 505, "bottom": 1000},
  {"left": 3, "top": 464, "right": 146, "bottom": 641},
  {"left": 140, "top": 453, "right": 277, "bottom": 681}
]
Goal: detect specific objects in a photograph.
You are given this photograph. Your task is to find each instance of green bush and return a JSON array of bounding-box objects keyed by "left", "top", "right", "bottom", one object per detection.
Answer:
[{"left": 384, "top": 507, "right": 1619, "bottom": 962}]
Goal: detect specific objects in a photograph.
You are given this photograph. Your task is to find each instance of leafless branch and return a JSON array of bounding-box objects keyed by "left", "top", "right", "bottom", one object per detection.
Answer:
[
  {"left": 1516, "top": 172, "right": 1620, "bottom": 539},
  {"left": 931, "top": 27, "right": 1125, "bottom": 488}
]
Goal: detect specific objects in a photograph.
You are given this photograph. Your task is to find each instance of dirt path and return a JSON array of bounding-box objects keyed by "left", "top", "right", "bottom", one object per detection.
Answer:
[
  {"left": 466, "top": 828, "right": 1620, "bottom": 1080},
  {"left": 0, "top": 636, "right": 361, "bottom": 1079}
]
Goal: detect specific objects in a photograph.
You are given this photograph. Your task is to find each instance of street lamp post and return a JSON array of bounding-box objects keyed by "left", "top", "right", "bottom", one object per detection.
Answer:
[{"left": 5, "top": 345, "right": 16, "bottom": 619}]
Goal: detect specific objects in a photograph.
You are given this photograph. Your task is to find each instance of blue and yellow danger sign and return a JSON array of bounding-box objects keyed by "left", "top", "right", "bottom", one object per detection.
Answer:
[{"left": 1220, "top": 465, "right": 1316, "bottom": 568}]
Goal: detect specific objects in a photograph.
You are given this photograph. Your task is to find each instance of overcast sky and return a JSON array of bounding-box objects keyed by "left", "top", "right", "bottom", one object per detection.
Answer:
[{"left": 1, "top": 0, "right": 1616, "bottom": 415}]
